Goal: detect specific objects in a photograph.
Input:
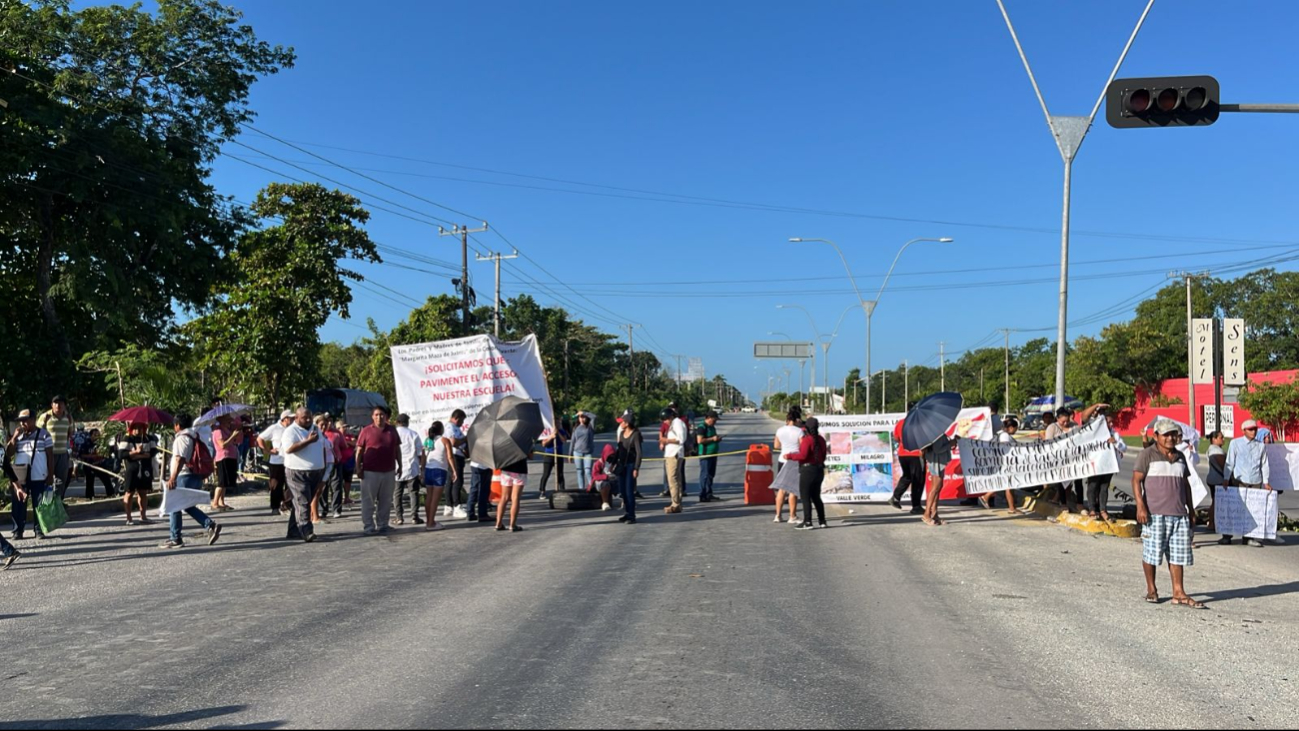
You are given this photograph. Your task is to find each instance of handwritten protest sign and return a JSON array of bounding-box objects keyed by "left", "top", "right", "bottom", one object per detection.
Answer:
[
  {"left": 391, "top": 334, "right": 554, "bottom": 439},
  {"left": 959, "top": 418, "right": 1119, "bottom": 495},
  {"left": 1265, "top": 443, "right": 1299, "bottom": 491},
  {"left": 1214, "top": 487, "right": 1278, "bottom": 540}
]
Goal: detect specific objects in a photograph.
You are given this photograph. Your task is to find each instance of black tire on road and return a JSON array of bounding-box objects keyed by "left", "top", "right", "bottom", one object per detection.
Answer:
[{"left": 549, "top": 491, "right": 603, "bottom": 510}]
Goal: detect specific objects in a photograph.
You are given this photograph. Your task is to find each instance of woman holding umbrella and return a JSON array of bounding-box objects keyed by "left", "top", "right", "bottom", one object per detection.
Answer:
[{"left": 210, "top": 414, "right": 242, "bottom": 512}]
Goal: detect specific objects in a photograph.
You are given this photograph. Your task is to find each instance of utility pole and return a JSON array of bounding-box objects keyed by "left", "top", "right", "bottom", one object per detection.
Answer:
[
  {"left": 623, "top": 324, "right": 636, "bottom": 391},
  {"left": 939, "top": 342, "right": 946, "bottom": 391},
  {"left": 674, "top": 355, "right": 684, "bottom": 393},
  {"left": 475, "top": 249, "right": 518, "bottom": 337},
  {"left": 904, "top": 359, "right": 909, "bottom": 407},
  {"left": 1170, "top": 271, "right": 1210, "bottom": 430},
  {"left": 999, "top": 328, "right": 1013, "bottom": 415},
  {"left": 881, "top": 369, "right": 887, "bottom": 413},
  {"left": 980, "top": 367, "right": 985, "bottom": 404},
  {"left": 439, "top": 222, "right": 489, "bottom": 336}
]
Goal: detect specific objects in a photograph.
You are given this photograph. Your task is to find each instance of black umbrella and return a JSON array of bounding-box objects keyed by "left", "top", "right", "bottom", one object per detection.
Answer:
[
  {"left": 466, "top": 396, "right": 545, "bottom": 469},
  {"left": 901, "top": 391, "right": 964, "bottom": 451}
]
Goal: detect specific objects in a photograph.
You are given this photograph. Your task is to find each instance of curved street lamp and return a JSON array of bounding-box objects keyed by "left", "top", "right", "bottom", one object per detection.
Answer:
[{"left": 790, "top": 236, "right": 955, "bottom": 412}]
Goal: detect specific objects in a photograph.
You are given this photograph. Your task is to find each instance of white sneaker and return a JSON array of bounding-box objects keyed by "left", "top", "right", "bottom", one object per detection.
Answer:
[
  {"left": 452, "top": 506, "right": 468, "bottom": 519},
  {"left": 773, "top": 516, "right": 782, "bottom": 523},
  {"left": 602, "top": 503, "right": 612, "bottom": 511},
  {"left": 442, "top": 506, "right": 453, "bottom": 517}
]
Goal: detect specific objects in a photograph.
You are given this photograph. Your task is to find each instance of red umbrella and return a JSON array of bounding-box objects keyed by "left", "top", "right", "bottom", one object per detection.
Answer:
[{"left": 107, "top": 405, "right": 174, "bottom": 425}]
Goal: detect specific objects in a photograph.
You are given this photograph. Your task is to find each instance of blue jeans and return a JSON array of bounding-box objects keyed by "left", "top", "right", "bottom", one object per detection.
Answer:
[
  {"left": 467, "top": 466, "right": 493, "bottom": 519},
  {"left": 620, "top": 469, "right": 637, "bottom": 519},
  {"left": 573, "top": 452, "right": 593, "bottom": 491},
  {"left": 170, "top": 474, "right": 214, "bottom": 542},
  {"left": 10, "top": 479, "right": 47, "bottom": 536},
  {"left": 698, "top": 457, "right": 718, "bottom": 500}
]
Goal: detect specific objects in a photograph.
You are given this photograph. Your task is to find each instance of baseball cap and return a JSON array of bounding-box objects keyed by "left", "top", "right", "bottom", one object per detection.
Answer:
[
  {"left": 280, "top": 410, "right": 294, "bottom": 420},
  {"left": 16, "top": 408, "right": 34, "bottom": 420},
  {"left": 1153, "top": 418, "right": 1180, "bottom": 436},
  {"left": 616, "top": 409, "right": 634, "bottom": 423},
  {"left": 1241, "top": 419, "right": 1258, "bottom": 430}
]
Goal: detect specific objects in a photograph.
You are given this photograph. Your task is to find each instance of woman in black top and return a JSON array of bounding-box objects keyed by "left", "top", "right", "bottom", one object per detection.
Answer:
[
  {"left": 616, "top": 411, "right": 644, "bottom": 524},
  {"left": 117, "top": 422, "right": 158, "bottom": 526}
]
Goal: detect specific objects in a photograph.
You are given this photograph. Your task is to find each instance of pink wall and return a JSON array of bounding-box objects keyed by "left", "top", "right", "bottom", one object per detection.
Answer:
[{"left": 1114, "top": 370, "right": 1297, "bottom": 438}]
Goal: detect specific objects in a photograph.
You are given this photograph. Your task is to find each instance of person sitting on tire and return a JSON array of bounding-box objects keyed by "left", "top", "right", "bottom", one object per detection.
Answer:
[{"left": 591, "top": 444, "right": 617, "bottom": 511}]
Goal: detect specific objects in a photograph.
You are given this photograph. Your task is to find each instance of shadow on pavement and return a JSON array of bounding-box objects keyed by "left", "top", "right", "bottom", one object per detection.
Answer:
[
  {"left": 1199, "top": 580, "right": 1299, "bottom": 602},
  {"left": 0, "top": 704, "right": 279, "bottom": 730}
]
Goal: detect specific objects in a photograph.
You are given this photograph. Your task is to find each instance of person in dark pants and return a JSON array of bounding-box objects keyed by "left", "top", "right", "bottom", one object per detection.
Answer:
[
  {"left": 696, "top": 411, "right": 721, "bottom": 502},
  {"left": 537, "top": 418, "right": 570, "bottom": 499},
  {"left": 444, "top": 409, "right": 468, "bottom": 518},
  {"left": 616, "top": 410, "right": 643, "bottom": 524},
  {"left": 890, "top": 403, "right": 925, "bottom": 514},
  {"left": 278, "top": 407, "right": 326, "bottom": 542},
  {"left": 258, "top": 411, "right": 294, "bottom": 516},
  {"left": 466, "top": 460, "right": 494, "bottom": 523},
  {"left": 785, "top": 416, "right": 827, "bottom": 529},
  {"left": 6, "top": 408, "right": 54, "bottom": 541}
]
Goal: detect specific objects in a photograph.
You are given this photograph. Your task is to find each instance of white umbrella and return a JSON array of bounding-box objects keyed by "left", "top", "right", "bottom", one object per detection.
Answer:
[{"left": 196, "top": 403, "right": 254, "bottom": 427}]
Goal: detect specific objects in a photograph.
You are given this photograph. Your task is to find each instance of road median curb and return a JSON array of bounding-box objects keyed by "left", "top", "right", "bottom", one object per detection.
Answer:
[{"left": 1022, "top": 494, "right": 1140, "bottom": 538}]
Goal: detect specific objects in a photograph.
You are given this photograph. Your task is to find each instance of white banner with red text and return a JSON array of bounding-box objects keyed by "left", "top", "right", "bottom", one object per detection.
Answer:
[{"left": 391, "top": 334, "right": 555, "bottom": 440}]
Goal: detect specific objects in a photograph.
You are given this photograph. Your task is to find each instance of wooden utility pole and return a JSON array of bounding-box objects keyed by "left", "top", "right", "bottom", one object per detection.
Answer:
[{"left": 439, "top": 222, "right": 489, "bottom": 335}]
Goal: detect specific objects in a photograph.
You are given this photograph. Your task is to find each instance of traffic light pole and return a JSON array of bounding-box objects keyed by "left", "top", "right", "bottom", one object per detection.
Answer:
[{"left": 997, "top": 0, "right": 1155, "bottom": 412}]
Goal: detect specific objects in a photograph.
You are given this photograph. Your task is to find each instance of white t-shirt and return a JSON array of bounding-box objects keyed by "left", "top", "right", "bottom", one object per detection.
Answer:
[
  {"left": 259, "top": 422, "right": 287, "bottom": 465},
  {"left": 322, "top": 434, "right": 336, "bottom": 466},
  {"left": 428, "top": 437, "right": 450, "bottom": 470},
  {"left": 776, "top": 425, "right": 804, "bottom": 464},
  {"left": 278, "top": 423, "right": 326, "bottom": 471},
  {"left": 447, "top": 422, "right": 466, "bottom": 457},
  {"left": 396, "top": 426, "right": 424, "bottom": 478},
  {"left": 664, "top": 418, "right": 688, "bottom": 459},
  {"left": 997, "top": 431, "right": 1015, "bottom": 445}
]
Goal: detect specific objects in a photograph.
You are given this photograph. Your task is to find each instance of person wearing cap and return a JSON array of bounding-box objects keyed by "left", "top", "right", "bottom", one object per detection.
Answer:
[
  {"left": 695, "top": 411, "right": 722, "bottom": 503},
  {"left": 36, "top": 395, "right": 75, "bottom": 501},
  {"left": 1133, "top": 418, "right": 1204, "bottom": 608},
  {"left": 356, "top": 406, "right": 401, "bottom": 534},
  {"left": 616, "top": 410, "right": 643, "bottom": 524},
  {"left": 258, "top": 411, "right": 295, "bottom": 515},
  {"left": 661, "top": 407, "right": 688, "bottom": 514},
  {"left": 392, "top": 413, "right": 426, "bottom": 526},
  {"left": 657, "top": 407, "right": 675, "bottom": 498},
  {"left": 5, "top": 408, "right": 55, "bottom": 541},
  {"left": 1043, "top": 403, "right": 1109, "bottom": 511},
  {"left": 1221, "top": 419, "right": 1274, "bottom": 546},
  {"left": 571, "top": 412, "right": 595, "bottom": 493},
  {"left": 890, "top": 402, "right": 925, "bottom": 515}
]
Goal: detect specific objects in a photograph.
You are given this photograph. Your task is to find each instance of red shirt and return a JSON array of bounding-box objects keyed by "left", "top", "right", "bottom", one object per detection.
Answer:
[
  {"left": 894, "top": 419, "right": 920, "bottom": 458},
  {"left": 356, "top": 424, "right": 400, "bottom": 474},
  {"left": 786, "top": 434, "right": 827, "bottom": 466}
]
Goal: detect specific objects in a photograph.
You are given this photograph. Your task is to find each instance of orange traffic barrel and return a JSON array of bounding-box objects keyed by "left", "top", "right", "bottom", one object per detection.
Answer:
[{"left": 744, "top": 444, "right": 776, "bottom": 505}]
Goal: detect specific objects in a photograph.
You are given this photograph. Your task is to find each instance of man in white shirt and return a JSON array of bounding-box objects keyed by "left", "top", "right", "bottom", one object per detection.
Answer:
[
  {"left": 5, "top": 408, "right": 55, "bottom": 541},
  {"left": 277, "top": 407, "right": 326, "bottom": 543},
  {"left": 393, "top": 414, "right": 426, "bottom": 525},
  {"left": 662, "top": 407, "right": 688, "bottom": 514},
  {"left": 258, "top": 411, "right": 293, "bottom": 516}
]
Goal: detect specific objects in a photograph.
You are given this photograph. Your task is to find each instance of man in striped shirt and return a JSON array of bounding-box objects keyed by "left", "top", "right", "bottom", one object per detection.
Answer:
[
  {"left": 36, "top": 395, "right": 75, "bottom": 501},
  {"left": 1133, "top": 418, "right": 1204, "bottom": 609}
]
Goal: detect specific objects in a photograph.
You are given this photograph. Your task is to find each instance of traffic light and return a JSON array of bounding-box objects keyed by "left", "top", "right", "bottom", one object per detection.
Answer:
[{"left": 1106, "top": 75, "right": 1220, "bottom": 128}]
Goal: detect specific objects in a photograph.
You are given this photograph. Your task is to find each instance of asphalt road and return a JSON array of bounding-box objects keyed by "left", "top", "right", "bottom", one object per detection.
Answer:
[{"left": 1, "top": 413, "right": 1296, "bottom": 729}]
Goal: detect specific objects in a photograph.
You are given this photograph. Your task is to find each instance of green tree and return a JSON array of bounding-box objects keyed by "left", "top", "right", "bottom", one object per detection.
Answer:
[
  {"left": 1239, "top": 379, "right": 1299, "bottom": 441},
  {"left": 0, "top": 0, "right": 294, "bottom": 413},
  {"left": 354, "top": 295, "right": 462, "bottom": 405},
  {"left": 188, "top": 183, "right": 378, "bottom": 407}
]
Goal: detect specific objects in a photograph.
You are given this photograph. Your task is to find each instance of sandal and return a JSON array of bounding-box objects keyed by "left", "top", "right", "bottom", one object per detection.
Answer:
[
  {"left": 1006, "top": 509, "right": 1021, "bottom": 515},
  {"left": 1099, "top": 512, "right": 1110, "bottom": 522},
  {"left": 1144, "top": 591, "right": 1160, "bottom": 604},
  {"left": 1171, "top": 596, "right": 1207, "bottom": 610}
]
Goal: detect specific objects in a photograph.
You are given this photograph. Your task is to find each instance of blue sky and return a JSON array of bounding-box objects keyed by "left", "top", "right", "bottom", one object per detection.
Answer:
[{"left": 206, "top": 1, "right": 1299, "bottom": 400}]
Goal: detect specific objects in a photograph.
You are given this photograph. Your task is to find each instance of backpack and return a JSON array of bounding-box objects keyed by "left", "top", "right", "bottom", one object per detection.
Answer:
[{"left": 183, "top": 431, "right": 215, "bottom": 478}]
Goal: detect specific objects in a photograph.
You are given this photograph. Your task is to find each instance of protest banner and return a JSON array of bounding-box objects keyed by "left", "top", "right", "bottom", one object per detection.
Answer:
[
  {"left": 391, "top": 334, "right": 555, "bottom": 439},
  {"left": 940, "top": 407, "right": 997, "bottom": 499},
  {"left": 959, "top": 418, "right": 1119, "bottom": 495},
  {"left": 160, "top": 487, "right": 210, "bottom": 515},
  {"left": 1214, "top": 487, "right": 1279, "bottom": 540},
  {"left": 1265, "top": 443, "right": 1299, "bottom": 491},
  {"left": 815, "top": 413, "right": 906, "bottom": 503}
]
